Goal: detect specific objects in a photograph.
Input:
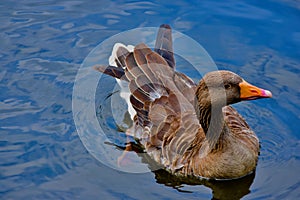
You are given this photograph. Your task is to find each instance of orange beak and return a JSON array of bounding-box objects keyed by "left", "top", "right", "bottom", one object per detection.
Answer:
[{"left": 239, "top": 80, "right": 272, "bottom": 100}]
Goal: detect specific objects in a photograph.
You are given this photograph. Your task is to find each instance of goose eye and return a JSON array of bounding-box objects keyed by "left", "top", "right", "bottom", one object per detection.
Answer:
[{"left": 225, "top": 84, "right": 231, "bottom": 89}]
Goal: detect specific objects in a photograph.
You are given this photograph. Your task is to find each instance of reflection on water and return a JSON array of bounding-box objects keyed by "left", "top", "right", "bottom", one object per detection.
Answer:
[
  {"left": 154, "top": 169, "right": 255, "bottom": 200},
  {"left": 99, "top": 109, "right": 255, "bottom": 200},
  {"left": 103, "top": 131, "right": 256, "bottom": 200}
]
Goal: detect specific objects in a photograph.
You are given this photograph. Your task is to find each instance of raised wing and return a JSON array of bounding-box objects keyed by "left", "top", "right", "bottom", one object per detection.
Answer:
[
  {"left": 154, "top": 24, "right": 175, "bottom": 69},
  {"left": 94, "top": 45, "right": 131, "bottom": 80},
  {"left": 124, "top": 43, "right": 202, "bottom": 171}
]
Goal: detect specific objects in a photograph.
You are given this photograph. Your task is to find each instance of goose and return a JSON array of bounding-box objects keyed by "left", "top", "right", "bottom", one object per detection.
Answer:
[{"left": 95, "top": 24, "right": 272, "bottom": 179}]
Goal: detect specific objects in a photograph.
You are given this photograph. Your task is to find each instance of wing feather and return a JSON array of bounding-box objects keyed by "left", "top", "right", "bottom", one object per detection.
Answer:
[
  {"left": 154, "top": 24, "right": 175, "bottom": 68},
  {"left": 96, "top": 41, "right": 201, "bottom": 173}
]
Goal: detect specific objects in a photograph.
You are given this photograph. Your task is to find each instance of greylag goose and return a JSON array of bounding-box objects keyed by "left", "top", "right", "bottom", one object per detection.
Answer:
[{"left": 95, "top": 24, "right": 272, "bottom": 179}]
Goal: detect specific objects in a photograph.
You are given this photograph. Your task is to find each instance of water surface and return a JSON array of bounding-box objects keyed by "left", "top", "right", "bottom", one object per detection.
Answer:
[{"left": 1, "top": 0, "right": 299, "bottom": 199}]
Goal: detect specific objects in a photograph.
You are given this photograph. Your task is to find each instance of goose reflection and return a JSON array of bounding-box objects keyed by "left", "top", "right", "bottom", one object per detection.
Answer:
[{"left": 106, "top": 140, "right": 255, "bottom": 200}]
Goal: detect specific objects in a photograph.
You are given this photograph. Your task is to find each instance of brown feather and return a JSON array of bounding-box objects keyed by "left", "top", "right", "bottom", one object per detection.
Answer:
[
  {"left": 94, "top": 26, "right": 266, "bottom": 179},
  {"left": 93, "top": 65, "right": 127, "bottom": 80},
  {"left": 154, "top": 24, "right": 175, "bottom": 68},
  {"left": 116, "top": 46, "right": 130, "bottom": 68}
]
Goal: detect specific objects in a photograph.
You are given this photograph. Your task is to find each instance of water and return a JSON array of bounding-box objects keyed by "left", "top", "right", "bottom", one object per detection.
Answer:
[{"left": 1, "top": 0, "right": 299, "bottom": 199}]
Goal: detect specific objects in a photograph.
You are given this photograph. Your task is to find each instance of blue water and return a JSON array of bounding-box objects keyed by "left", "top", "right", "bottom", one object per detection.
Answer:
[{"left": 1, "top": 0, "right": 299, "bottom": 199}]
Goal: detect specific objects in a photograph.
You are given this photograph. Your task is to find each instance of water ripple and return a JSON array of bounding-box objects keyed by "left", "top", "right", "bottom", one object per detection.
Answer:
[{"left": 0, "top": 0, "right": 299, "bottom": 199}]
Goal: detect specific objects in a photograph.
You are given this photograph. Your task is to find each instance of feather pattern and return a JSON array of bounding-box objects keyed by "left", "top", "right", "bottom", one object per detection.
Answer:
[
  {"left": 94, "top": 24, "right": 271, "bottom": 179},
  {"left": 154, "top": 24, "right": 175, "bottom": 69}
]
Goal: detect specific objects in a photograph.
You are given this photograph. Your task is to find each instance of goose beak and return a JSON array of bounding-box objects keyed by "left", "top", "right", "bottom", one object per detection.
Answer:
[{"left": 239, "top": 80, "right": 272, "bottom": 100}]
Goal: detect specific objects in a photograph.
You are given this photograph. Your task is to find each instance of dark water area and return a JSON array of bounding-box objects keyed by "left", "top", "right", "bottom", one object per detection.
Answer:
[{"left": 1, "top": 0, "right": 299, "bottom": 199}]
